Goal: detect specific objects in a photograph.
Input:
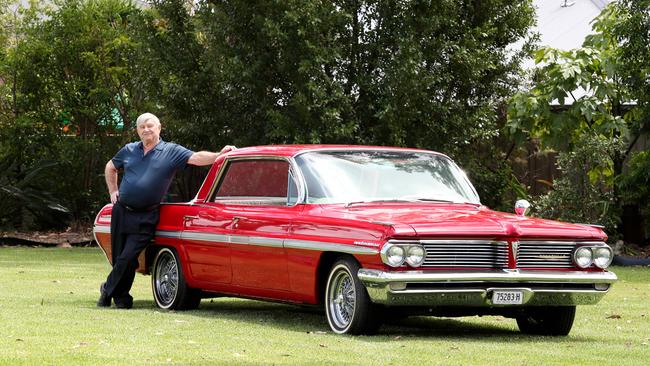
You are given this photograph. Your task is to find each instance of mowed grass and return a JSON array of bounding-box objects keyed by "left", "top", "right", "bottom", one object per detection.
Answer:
[{"left": 0, "top": 247, "right": 649, "bottom": 365}]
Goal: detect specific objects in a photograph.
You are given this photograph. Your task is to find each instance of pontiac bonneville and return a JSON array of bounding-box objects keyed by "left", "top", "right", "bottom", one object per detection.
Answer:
[{"left": 93, "top": 145, "right": 617, "bottom": 335}]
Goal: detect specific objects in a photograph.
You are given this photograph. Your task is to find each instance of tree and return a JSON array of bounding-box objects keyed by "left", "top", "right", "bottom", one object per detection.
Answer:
[
  {"left": 137, "top": 0, "right": 535, "bottom": 152},
  {"left": 610, "top": 0, "right": 650, "bottom": 241},
  {"left": 1, "top": 0, "right": 539, "bottom": 227},
  {"left": 0, "top": 0, "right": 144, "bottom": 226},
  {"left": 507, "top": 3, "right": 649, "bottom": 237},
  {"left": 613, "top": 0, "right": 650, "bottom": 130},
  {"left": 140, "top": 0, "right": 536, "bottom": 208}
]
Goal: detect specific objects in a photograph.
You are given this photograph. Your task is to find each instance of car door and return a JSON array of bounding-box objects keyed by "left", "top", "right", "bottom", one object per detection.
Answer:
[
  {"left": 211, "top": 157, "right": 298, "bottom": 291},
  {"left": 181, "top": 203, "right": 233, "bottom": 285}
]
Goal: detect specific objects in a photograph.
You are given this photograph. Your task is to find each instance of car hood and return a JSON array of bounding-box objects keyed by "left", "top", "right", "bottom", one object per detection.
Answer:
[{"left": 317, "top": 203, "right": 606, "bottom": 240}]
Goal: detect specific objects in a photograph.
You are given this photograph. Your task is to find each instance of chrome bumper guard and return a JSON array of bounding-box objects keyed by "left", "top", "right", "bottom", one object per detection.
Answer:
[{"left": 357, "top": 269, "right": 617, "bottom": 307}]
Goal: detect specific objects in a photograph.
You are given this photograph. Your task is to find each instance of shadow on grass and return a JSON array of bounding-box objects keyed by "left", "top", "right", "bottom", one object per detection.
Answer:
[{"left": 127, "top": 297, "right": 595, "bottom": 342}]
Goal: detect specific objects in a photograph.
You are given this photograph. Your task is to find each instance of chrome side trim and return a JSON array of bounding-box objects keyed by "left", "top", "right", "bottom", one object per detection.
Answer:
[
  {"left": 91, "top": 227, "right": 375, "bottom": 253},
  {"left": 180, "top": 231, "right": 228, "bottom": 242},
  {"left": 249, "top": 236, "right": 285, "bottom": 248},
  {"left": 156, "top": 230, "right": 183, "bottom": 239},
  {"left": 93, "top": 225, "right": 110, "bottom": 234},
  {"left": 284, "top": 239, "right": 378, "bottom": 255},
  {"left": 181, "top": 231, "right": 284, "bottom": 248},
  {"left": 228, "top": 234, "right": 250, "bottom": 245}
]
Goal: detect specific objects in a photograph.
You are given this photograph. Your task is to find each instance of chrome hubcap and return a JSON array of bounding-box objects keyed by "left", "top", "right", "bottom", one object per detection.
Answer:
[
  {"left": 155, "top": 252, "right": 178, "bottom": 306},
  {"left": 328, "top": 268, "right": 356, "bottom": 329}
]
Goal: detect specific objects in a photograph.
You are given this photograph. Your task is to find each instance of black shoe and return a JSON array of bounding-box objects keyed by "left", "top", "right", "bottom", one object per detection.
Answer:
[
  {"left": 114, "top": 294, "right": 133, "bottom": 309},
  {"left": 97, "top": 283, "right": 111, "bottom": 307}
]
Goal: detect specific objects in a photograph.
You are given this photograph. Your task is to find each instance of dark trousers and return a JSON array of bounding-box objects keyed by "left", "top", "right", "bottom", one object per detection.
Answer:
[{"left": 104, "top": 202, "right": 159, "bottom": 304}]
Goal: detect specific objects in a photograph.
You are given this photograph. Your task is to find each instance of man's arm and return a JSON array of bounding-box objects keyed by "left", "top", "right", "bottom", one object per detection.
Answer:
[
  {"left": 105, "top": 160, "right": 119, "bottom": 204},
  {"left": 187, "top": 145, "right": 237, "bottom": 166}
]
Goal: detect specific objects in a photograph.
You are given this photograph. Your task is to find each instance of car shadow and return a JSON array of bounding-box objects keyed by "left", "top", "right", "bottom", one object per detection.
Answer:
[{"left": 128, "top": 298, "right": 595, "bottom": 341}]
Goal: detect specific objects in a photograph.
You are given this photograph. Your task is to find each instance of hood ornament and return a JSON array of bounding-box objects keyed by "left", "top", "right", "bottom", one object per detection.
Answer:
[{"left": 515, "top": 199, "right": 531, "bottom": 217}]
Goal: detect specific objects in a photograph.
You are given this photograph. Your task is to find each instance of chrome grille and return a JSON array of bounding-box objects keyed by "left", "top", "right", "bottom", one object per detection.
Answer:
[
  {"left": 420, "top": 240, "right": 508, "bottom": 268},
  {"left": 516, "top": 241, "right": 576, "bottom": 269}
]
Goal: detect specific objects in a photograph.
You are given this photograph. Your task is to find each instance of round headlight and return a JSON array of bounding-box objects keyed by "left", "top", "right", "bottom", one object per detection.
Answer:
[
  {"left": 386, "top": 245, "right": 405, "bottom": 267},
  {"left": 593, "top": 246, "right": 613, "bottom": 269},
  {"left": 405, "top": 245, "right": 425, "bottom": 267},
  {"left": 574, "top": 247, "right": 593, "bottom": 268}
]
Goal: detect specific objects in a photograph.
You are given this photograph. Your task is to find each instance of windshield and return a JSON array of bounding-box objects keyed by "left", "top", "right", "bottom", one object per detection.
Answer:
[{"left": 295, "top": 150, "right": 480, "bottom": 204}]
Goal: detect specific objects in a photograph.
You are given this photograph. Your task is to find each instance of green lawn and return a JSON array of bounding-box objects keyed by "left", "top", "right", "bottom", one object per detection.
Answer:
[{"left": 0, "top": 247, "right": 648, "bottom": 365}]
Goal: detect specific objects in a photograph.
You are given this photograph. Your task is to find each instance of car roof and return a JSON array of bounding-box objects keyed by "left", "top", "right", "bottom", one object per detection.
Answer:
[{"left": 225, "top": 144, "right": 447, "bottom": 158}]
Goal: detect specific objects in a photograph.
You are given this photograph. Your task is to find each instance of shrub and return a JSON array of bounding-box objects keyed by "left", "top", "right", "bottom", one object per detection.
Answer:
[{"left": 533, "top": 135, "right": 624, "bottom": 240}]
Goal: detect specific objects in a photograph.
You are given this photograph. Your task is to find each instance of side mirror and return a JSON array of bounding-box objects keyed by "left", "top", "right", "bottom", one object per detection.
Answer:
[{"left": 515, "top": 199, "right": 531, "bottom": 217}]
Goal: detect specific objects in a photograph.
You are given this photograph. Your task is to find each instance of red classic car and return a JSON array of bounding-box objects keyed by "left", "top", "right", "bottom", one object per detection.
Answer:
[{"left": 93, "top": 145, "right": 616, "bottom": 335}]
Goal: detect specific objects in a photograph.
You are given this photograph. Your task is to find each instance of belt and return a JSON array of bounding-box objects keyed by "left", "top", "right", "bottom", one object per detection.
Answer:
[{"left": 118, "top": 201, "right": 160, "bottom": 212}]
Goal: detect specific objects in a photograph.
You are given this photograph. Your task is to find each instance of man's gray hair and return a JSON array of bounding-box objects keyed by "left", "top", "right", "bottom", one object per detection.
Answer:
[{"left": 136, "top": 113, "right": 161, "bottom": 127}]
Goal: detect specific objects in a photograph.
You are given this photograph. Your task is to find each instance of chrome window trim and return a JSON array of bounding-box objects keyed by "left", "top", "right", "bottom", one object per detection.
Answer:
[
  {"left": 292, "top": 147, "right": 450, "bottom": 160},
  {"left": 205, "top": 155, "right": 305, "bottom": 206}
]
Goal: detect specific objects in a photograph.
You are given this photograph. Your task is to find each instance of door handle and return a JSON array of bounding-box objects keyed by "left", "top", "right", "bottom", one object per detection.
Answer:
[
  {"left": 231, "top": 216, "right": 246, "bottom": 229},
  {"left": 184, "top": 215, "right": 199, "bottom": 221}
]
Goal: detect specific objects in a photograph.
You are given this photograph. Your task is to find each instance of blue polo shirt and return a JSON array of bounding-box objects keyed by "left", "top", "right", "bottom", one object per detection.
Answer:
[{"left": 112, "top": 140, "right": 194, "bottom": 208}]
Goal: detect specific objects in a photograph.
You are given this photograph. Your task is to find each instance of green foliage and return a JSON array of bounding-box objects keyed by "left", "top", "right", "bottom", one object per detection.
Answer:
[
  {"left": 618, "top": 150, "right": 650, "bottom": 233},
  {"left": 464, "top": 157, "right": 527, "bottom": 213},
  {"left": 140, "top": 0, "right": 535, "bottom": 156},
  {"left": 0, "top": 0, "right": 144, "bottom": 227},
  {"left": 1, "top": 0, "right": 537, "bottom": 227},
  {"left": 507, "top": 4, "right": 637, "bottom": 152},
  {"left": 13, "top": 0, "right": 142, "bottom": 135},
  {"left": 507, "top": 2, "right": 650, "bottom": 240},
  {"left": 0, "top": 157, "right": 70, "bottom": 229},
  {"left": 533, "top": 135, "right": 624, "bottom": 237},
  {"left": 124, "top": 0, "right": 537, "bottom": 207},
  {"left": 611, "top": 0, "right": 650, "bottom": 138}
]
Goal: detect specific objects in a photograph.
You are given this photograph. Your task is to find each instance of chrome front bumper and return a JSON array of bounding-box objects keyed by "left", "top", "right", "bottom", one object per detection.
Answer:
[{"left": 357, "top": 269, "right": 617, "bottom": 307}]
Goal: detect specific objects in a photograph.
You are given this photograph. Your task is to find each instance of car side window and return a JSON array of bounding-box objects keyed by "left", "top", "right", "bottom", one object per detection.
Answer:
[{"left": 214, "top": 159, "right": 296, "bottom": 206}]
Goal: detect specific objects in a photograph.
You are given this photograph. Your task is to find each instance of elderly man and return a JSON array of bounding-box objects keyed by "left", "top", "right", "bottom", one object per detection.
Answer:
[{"left": 98, "top": 112, "right": 235, "bottom": 308}]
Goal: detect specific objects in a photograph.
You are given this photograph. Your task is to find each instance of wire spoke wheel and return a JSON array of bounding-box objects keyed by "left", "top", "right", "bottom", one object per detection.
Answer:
[
  {"left": 325, "top": 258, "right": 381, "bottom": 335},
  {"left": 328, "top": 269, "right": 356, "bottom": 329},
  {"left": 154, "top": 250, "right": 179, "bottom": 307}
]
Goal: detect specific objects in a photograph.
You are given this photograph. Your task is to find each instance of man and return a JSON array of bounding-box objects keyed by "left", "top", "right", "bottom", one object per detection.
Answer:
[{"left": 97, "top": 112, "right": 235, "bottom": 308}]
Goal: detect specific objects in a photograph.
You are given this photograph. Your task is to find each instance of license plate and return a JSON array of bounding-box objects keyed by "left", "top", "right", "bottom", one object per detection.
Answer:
[{"left": 492, "top": 290, "right": 523, "bottom": 305}]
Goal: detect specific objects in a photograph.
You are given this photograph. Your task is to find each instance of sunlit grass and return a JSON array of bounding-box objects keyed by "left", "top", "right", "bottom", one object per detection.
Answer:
[{"left": 0, "top": 247, "right": 648, "bottom": 365}]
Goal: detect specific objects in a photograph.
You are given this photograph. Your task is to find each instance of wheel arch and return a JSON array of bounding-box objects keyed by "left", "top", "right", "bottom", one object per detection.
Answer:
[
  {"left": 315, "top": 252, "right": 360, "bottom": 305},
  {"left": 144, "top": 241, "right": 191, "bottom": 277}
]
